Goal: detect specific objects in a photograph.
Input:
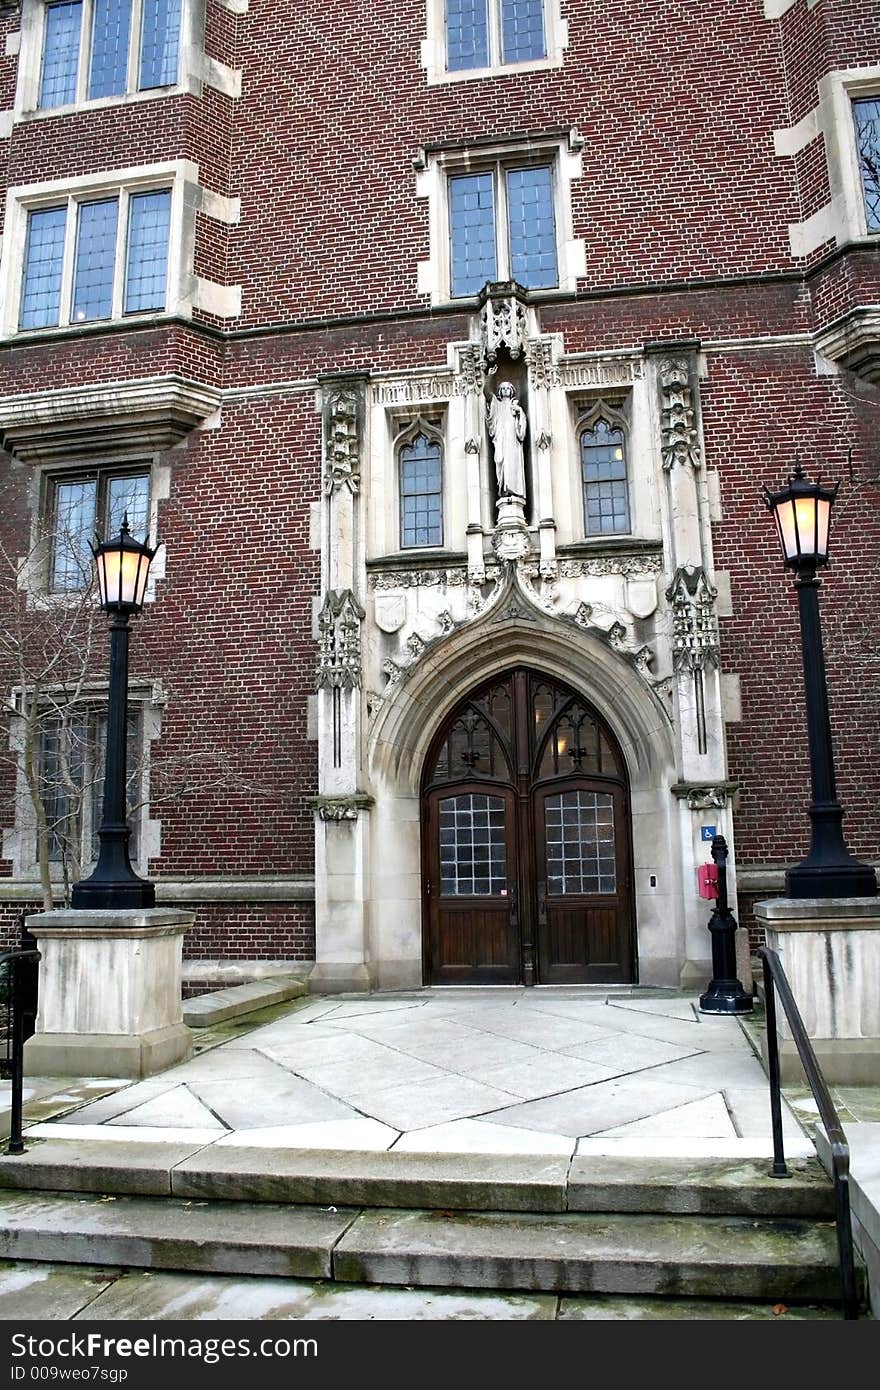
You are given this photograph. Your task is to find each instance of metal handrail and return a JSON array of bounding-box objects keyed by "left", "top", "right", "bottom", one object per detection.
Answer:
[
  {"left": 0, "top": 948, "right": 41, "bottom": 1157},
  {"left": 758, "top": 945, "right": 859, "bottom": 1320}
]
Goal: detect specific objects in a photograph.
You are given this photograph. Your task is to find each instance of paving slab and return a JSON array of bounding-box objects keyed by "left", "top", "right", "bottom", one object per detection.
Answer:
[
  {"left": 483, "top": 1076, "right": 720, "bottom": 1138},
  {"left": 393, "top": 1119, "right": 575, "bottom": 1157},
  {"left": 575, "top": 1136, "right": 817, "bottom": 1160},
  {"left": 211, "top": 1119, "right": 398, "bottom": 1151},
  {"left": 346, "top": 1074, "right": 520, "bottom": 1131},
  {"left": 23, "top": 1124, "right": 224, "bottom": 1146},
  {"left": 107, "top": 1085, "right": 226, "bottom": 1131},
  {"left": 171, "top": 1147, "right": 570, "bottom": 1212},
  {"left": 562, "top": 1034, "right": 702, "bottom": 1073},
  {"left": 0, "top": 1192, "right": 357, "bottom": 1280},
  {"left": 186, "top": 1074, "right": 362, "bottom": 1130},
  {"left": 594, "top": 1093, "right": 736, "bottom": 1140},
  {"left": 332, "top": 1208, "right": 841, "bottom": 1299}
]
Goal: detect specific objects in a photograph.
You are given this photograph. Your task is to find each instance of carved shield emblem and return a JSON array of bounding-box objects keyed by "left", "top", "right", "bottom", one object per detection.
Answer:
[
  {"left": 374, "top": 594, "right": 406, "bottom": 633},
  {"left": 625, "top": 577, "right": 658, "bottom": 619}
]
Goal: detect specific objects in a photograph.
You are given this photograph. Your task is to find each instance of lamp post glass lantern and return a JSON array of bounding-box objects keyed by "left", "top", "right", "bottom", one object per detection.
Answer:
[
  {"left": 70, "top": 517, "right": 157, "bottom": 911},
  {"left": 763, "top": 463, "right": 877, "bottom": 899}
]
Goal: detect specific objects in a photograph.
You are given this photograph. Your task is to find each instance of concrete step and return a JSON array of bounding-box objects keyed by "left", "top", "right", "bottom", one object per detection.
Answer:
[
  {"left": 0, "top": 1141, "right": 836, "bottom": 1217},
  {"left": 182, "top": 977, "right": 307, "bottom": 1027},
  {"left": 0, "top": 1191, "right": 844, "bottom": 1301},
  {"left": 0, "top": 1258, "right": 844, "bottom": 1321}
]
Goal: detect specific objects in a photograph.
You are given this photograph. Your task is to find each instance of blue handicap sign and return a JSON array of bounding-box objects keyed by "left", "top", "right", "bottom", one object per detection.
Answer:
[{"left": 701, "top": 825, "right": 717, "bottom": 841}]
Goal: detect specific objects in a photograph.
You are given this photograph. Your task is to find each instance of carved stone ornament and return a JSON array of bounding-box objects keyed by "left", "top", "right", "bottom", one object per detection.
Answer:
[
  {"left": 454, "top": 345, "right": 484, "bottom": 396},
  {"left": 671, "top": 782, "right": 738, "bottom": 811},
  {"left": 527, "top": 340, "right": 560, "bottom": 390},
  {"left": 479, "top": 282, "right": 530, "bottom": 364},
  {"left": 370, "top": 566, "right": 471, "bottom": 591},
  {"left": 316, "top": 589, "right": 366, "bottom": 689},
  {"left": 491, "top": 497, "right": 531, "bottom": 563},
  {"left": 323, "top": 386, "right": 362, "bottom": 494},
  {"left": 625, "top": 576, "right": 658, "bottom": 619},
  {"left": 373, "top": 593, "right": 407, "bottom": 634},
  {"left": 309, "top": 793, "right": 375, "bottom": 822},
  {"left": 666, "top": 566, "right": 720, "bottom": 673},
  {"left": 464, "top": 436, "right": 481, "bottom": 454},
  {"left": 658, "top": 358, "right": 702, "bottom": 472},
  {"left": 558, "top": 554, "right": 664, "bottom": 578}
]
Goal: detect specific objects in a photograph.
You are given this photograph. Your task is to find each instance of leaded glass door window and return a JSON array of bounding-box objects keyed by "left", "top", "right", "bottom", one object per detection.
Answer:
[{"left": 422, "top": 668, "right": 633, "bottom": 985}]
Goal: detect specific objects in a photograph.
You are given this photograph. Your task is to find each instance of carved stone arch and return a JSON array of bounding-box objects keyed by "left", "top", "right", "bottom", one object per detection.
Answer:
[
  {"left": 393, "top": 412, "right": 446, "bottom": 452},
  {"left": 367, "top": 614, "right": 674, "bottom": 798},
  {"left": 574, "top": 396, "right": 629, "bottom": 437}
]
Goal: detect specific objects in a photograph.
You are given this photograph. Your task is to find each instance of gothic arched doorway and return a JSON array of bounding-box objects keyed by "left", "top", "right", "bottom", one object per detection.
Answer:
[{"left": 421, "top": 667, "right": 635, "bottom": 985}]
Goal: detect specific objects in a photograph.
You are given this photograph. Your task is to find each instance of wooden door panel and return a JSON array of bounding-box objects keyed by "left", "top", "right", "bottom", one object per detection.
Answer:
[
  {"left": 426, "top": 786, "right": 519, "bottom": 985},
  {"left": 536, "top": 781, "right": 633, "bottom": 985},
  {"left": 541, "top": 902, "right": 628, "bottom": 983}
]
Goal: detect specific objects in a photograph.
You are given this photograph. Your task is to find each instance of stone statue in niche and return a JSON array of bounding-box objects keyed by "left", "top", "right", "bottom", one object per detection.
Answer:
[{"left": 485, "top": 376, "right": 528, "bottom": 501}]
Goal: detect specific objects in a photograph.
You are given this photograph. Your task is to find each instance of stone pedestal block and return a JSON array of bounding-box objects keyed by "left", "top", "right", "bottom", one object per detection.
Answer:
[
  {"left": 755, "top": 897, "right": 880, "bottom": 1085},
  {"left": 24, "top": 909, "right": 194, "bottom": 1079}
]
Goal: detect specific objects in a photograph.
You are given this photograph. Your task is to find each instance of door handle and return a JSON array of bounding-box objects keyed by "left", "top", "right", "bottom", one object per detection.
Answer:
[{"left": 508, "top": 883, "right": 518, "bottom": 927}]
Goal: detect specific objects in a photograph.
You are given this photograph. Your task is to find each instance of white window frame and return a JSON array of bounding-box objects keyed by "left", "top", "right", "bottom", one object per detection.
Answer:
[
  {"left": 421, "top": 0, "right": 568, "bottom": 85},
  {"left": 0, "top": 161, "right": 197, "bottom": 338},
  {"left": 777, "top": 64, "right": 880, "bottom": 256},
  {"left": 13, "top": 0, "right": 206, "bottom": 117},
  {"left": 415, "top": 134, "right": 586, "bottom": 306}
]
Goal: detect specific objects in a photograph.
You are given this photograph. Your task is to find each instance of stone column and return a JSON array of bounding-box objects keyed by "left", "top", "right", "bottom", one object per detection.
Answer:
[
  {"left": 648, "top": 344, "right": 743, "bottom": 988},
  {"left": 24, "top": 908, "right": 193, "bottom": 1078},
  {"left": 311, "top": 374, "right": 375, "bottom": 993},
  {"left": 755, "top": 897, "right": 880, "bottom": 1084}
]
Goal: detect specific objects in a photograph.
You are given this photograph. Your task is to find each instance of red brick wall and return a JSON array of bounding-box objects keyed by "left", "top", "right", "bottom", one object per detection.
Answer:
[{"left": 1, "top": 1, "right": 878, "bottom": 967}]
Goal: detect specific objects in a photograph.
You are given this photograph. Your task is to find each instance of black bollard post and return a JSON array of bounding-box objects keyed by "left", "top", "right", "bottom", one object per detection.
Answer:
[{"left": 699, "top": 834, "right": 753, "bottom": 1014}]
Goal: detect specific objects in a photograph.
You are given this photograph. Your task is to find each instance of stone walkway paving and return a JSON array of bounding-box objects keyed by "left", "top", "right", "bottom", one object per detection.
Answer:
[{"left": 12, "top": 989, "right": 813, "bottom": 1157}]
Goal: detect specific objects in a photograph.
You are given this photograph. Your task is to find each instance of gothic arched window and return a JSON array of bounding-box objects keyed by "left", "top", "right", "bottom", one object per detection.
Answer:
[
  {"left": 578, "top": 403, "right": 631, "bottom": 537},
  {"left": 398, "top": 420, "right": 443, "bottom": 549}
]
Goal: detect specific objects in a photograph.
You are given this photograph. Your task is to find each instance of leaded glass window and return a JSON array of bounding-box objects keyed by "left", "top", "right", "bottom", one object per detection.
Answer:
[
  {"left": 445, "top": 1, "right": 546, "bottom": 73},
  {"left": 545, "top": 791, "right": 616, "bottom": 896},
  {"left": 449, "top": 163, "right": 557, "bottom": 298},
  {"left": 439, "top": 794, "right": 507, "bottom": 895},
  {"left": 854, "top": 98, "right": 880, "bottom": 234},
  {"left": 580, "top": 413, "right": 631, "bottom": 536},
  {"left": 20, "top": 207, "right": 67, "bottom": 330},
  {"left": 124, "top": 190, "right": 172, "bottom": 312},
  {"left": 38, "top": 0, "right": 182, "bottom": 110},
  {"left": 48, "top": 468, "right": 150, "bottom": 592},
  {"left": 19, "top": 189, "right": 171, "bottom": 330},
  {"left": 399, "top": 431, "right": 443, "bottom": 547},
  {"left": 72, "top": 199, "right": 119, "bottom": 323}
]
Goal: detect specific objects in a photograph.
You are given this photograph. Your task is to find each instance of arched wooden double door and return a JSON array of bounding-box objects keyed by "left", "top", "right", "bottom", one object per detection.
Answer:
[{"left": 422, "top": 668, "right": 635, "bottom": 985}]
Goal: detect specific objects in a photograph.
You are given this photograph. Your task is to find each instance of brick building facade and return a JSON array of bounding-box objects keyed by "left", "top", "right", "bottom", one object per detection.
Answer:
[{"left": 0, "top": 0, "right": 877, "bottom": 991}]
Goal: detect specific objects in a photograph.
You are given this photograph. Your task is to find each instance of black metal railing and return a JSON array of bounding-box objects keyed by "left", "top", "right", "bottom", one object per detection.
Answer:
[
  {"left": 759, "top": 945, "right": 859, "bottom": 1320},
  {"left": 0, "top": 935, "right": 40, "bottom": 1158}
]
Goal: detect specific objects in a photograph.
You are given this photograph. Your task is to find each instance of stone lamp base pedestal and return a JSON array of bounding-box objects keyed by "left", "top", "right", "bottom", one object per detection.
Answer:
[
  {"left": 24, "top": 909, "right": 194, "bottom": 1079},
  {"left": 755, "top": 897, "right": 880, "bottom": 1085}
]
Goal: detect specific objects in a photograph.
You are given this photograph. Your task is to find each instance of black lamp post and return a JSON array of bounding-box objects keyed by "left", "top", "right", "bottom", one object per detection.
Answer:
[
  {"left": 71, "top": 517, "right": 157, "bottom": 910},
  {"left": 700, "top": 834, "right": 752, "bottom": 1014},
  {"left": 764, "top": 463, "right": 877, "bottom": 899}
]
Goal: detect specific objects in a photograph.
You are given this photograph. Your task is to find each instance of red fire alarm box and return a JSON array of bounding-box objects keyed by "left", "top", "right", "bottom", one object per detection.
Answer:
[{"left": 698, "top": 863, "right": 719, "bottom": 899}]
